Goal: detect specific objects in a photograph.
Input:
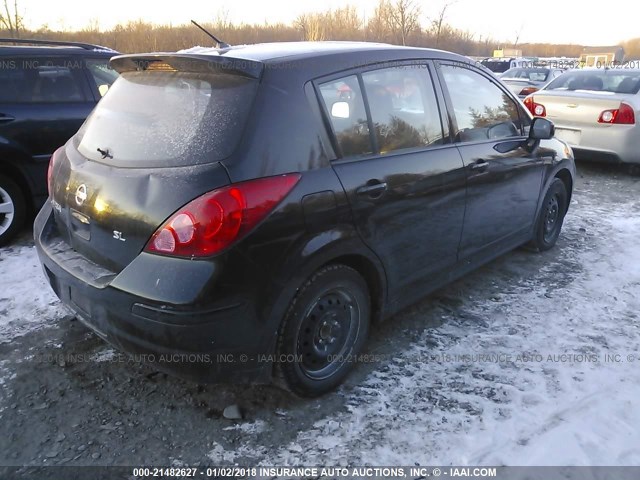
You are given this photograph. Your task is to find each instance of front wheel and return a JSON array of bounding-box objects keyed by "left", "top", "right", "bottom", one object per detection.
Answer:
[
  {"left": 528, "top": 178, "right": 568, "bottom": 252},
  {"left": 276, "top": 264, "right": 370, "bottom": 397}
]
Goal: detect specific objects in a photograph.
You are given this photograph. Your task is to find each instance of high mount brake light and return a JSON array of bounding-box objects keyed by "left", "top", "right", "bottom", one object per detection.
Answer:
[
  {"left": 145, "top": 174, "right": 301, "bottom": 257},
  {"left": 519, "top": 86, "right": 539, "bottom": 96}
]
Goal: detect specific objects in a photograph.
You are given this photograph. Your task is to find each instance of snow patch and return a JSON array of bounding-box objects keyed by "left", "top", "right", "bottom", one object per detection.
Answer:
[
  {"left": 177, "top": 46, "right": 221, "bottom": 54},
  {"left": 223, "top": 420, "right": 266, "bottom": 434},
  {"left": 207, "top": 442, "right": 239, "bottom": 463},
  {"left": 0, "top": 244, "right": 66, "bottom": 343},
  {"left": 264, "top": 196, "right": 640, "bottom": 466},
  {"left": 90, "top": 348, "right": 117, "bottom": 363}
]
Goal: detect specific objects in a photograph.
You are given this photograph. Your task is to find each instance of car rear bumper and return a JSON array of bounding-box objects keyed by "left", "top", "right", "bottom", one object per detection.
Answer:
[
  {"left": 552, "top": 123, "right": 640, "bottom": 164},
  {"left": 34, "top": 202, "right": 272, "bottom": 384}
]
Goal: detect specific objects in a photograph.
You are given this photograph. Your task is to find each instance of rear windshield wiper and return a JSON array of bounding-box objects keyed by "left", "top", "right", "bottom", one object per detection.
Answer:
[{"left": 97, "top": 147, "right": 113, "bottom": 159}]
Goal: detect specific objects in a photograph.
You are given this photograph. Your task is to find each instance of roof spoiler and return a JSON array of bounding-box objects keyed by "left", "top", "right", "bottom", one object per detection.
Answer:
[{"left": 110, "top": 54, "right": 263, "bottom": 79}]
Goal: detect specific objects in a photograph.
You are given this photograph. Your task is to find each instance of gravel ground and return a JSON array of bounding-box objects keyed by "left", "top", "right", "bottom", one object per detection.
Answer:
[{"left": 1, "top": 162, "right": 639, "bottom": 478}]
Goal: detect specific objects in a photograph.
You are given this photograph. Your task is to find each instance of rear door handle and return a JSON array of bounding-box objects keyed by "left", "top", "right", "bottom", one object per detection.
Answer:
[
  {"left": 356, "top": 181, "right": 388, "bottom": 197},
  {"left": 470, "top": 160, "right": 489, "bottom": 170},
  {"left": 0, "top": 114, "right": 15, "bottom": 123}
]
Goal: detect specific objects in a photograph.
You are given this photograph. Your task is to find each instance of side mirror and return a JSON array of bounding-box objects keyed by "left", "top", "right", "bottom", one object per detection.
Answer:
[
  {"left": 331, "top": 101, "right": 350, "bottom": 119},
  {"left": 529, "top": 117, "right": 555, "bottom": 140},
  {"left": 98, "top": 84, "right": 110, "bottom": 97}
]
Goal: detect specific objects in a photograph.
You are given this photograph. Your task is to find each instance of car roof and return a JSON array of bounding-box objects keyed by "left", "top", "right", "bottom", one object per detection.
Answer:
[
  {"left": 0, "top": 46, "right": 115, "bottom": 56},
  {"left": 0, "top": 38, "right": 117, "bottom": 56},
  {"left": 177, "top": 41, "right": 464, "bottom": 63}
]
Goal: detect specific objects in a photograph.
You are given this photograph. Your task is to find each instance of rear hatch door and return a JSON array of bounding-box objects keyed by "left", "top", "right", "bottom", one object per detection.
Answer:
[{"left": 49, "top": 54, "right": 262, "bottom": 272}]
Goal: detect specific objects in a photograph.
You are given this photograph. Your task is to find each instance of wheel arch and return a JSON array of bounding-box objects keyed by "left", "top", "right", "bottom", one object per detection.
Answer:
[
  {"left": 554, "top": 168, "right": 573, "bottom": 213},
  {"left": 321, "top": 253, "right": 385, "bottom": 325},
  {"left": 260, "top": 229, "right": 388, "bottom": 364},
  {"left": 0, "top": 160, "right": 35, "bottom": 212}
]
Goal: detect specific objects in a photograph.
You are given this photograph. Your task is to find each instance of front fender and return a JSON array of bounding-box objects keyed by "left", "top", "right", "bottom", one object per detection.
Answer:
[{"left": 535, "top": 138, "right": 576, "bottom": 221}]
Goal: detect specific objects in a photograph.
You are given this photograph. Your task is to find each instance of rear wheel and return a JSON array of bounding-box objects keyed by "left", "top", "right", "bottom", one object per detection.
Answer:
[
  {"left": 0, "top": 174, "right": 26, "bottom": 247},
  {"left": 528, "top": 178, "right": 568, "bottom": 252},
  {"left": 276, "top": 264, "right": 370, "bottom": 397}
]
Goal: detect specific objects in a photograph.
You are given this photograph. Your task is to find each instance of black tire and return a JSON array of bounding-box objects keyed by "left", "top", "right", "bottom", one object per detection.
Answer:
[
  {"left": 0, "top": 174, "right": 27, "bottom": 247},
  {"left": 528, "top": 178, "right": 568, "bottom": 252},
  {"left": 276, "top": 264, "right": 370, "bottom": 397}
]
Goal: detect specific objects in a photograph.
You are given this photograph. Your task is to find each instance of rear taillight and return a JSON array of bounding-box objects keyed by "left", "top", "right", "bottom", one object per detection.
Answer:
[
  {"left": 524, "top": 96, "right": 546, "bottom": 117},
  {"left": 47, "top": 161, "right": 53, "bottom": 196},
  {"left": 597, "top": 102, "right": 635, "bottom": 125},
  {"left": 48, "top": 147, "right": 62, "bottom": 196},
  {"left": 145, "top": 173, "right": 301, "bottom": 257},
  {"left": 519, "top": 86, "right": 539, "bottom": 96}
]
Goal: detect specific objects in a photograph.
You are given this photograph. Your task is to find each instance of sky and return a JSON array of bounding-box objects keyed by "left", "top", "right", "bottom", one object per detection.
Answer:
[{"left": 20, "top": 0, "right": 638, "bottom": 46}]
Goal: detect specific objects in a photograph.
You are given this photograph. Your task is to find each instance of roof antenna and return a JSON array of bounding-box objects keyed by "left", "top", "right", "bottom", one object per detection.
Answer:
[{"left": 191, "top": 20, "right": 231, "bottom": 49}]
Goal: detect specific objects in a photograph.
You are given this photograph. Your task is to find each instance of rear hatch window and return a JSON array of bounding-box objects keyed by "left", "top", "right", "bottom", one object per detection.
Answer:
[
  {"left": 546, "top": 71, "right": 640, "bottom": 94},
  {"left": 74, "top": 71, "right": 257, "bottom": 167}
]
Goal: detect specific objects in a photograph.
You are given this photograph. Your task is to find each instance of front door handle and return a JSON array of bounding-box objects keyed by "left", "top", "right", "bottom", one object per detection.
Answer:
[
  {"left": 0, "top": 114, "right": 15, "bottom": 123},
  {"left": 356, "top": 181, "right": 388, "bottom": 198},
  {"left": 470, "top": 160, "right": 489, "bottom": 170}
]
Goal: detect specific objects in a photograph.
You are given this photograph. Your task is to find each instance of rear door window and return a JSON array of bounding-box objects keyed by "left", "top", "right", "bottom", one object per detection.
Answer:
[
  {"left": 75, "top": 71, "right": 258, "bottom": 167},
  {"left": 361, "top": 66, "right": 444, "bottom": 154},
  {"left": 441, "top": 64, "right": 524, "bottom": 142},
  {"left": 319, "top": 75, "right": 372, "bottom": 158},
  {"left": 0, "top": 57, "right": 87, "bottom": 103}
]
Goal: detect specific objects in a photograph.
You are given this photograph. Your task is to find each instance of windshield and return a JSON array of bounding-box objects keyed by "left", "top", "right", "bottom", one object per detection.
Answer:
[
  {"left": 76, "top": 71, "right": 257, "bottom": 167},
  {"left": 545, "top": 71, "right": 640, "bottom": 94},
  {"left": 502, "top": 68, "right": 549, "bottom": 82}
]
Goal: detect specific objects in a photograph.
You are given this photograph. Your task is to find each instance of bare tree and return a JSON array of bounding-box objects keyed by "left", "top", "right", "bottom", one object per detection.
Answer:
[
  {"left": 432, "top": 0, "right": 457, "bottom": 47},
  {"left": 513, "top": 22, "right": 525, "bottom": 48},
  {"left": 212, "top": 8, "right": 231, "bottom": 32},
  {"left": 622, "top": 37, "right": 640, "bottom": 59},
  {"left": 367, "top": 0, "right": 392, "bottom": 42},
  {"left": 295, "top": 13, "right": 325, "bottom": 41},
  {"left": 4, "top": 4, "right": 593, "bottom": 59},
  {"left": 327, "top": 6, "right": 363, "bottom": 41},
  {"left": 0, "top": 0, "right": 23, "bottom": 38},
  {"left": 387, "top": 0, "right": 420, "bottom": 46}
]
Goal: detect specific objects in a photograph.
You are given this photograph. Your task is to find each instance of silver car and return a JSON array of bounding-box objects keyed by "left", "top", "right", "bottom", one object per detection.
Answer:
[
  {"left": 500, "top": 67, "right": 564, "bottom": 98},
  {"left": 524, "top": 69, "right": 640, "bottom": 164}
]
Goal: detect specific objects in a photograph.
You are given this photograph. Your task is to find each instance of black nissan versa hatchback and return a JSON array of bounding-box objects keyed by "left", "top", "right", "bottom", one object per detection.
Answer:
[{"left": 34, "top": 42, "right": 575, "bottom": 396}]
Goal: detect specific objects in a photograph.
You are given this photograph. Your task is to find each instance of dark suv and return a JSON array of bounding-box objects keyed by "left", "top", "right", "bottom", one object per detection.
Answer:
[
  {"left": 0, "top": 38, "right": 118, "bottom": 245},
  {"left": 34, "top": 42, "right": 575, "bottom": 396}
]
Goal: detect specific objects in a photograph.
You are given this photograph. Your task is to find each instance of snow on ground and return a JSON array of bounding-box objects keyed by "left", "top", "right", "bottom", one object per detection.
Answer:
[
  {"left": 0, "top": 240, "right": 66, "bottom": 343},
  {"left": 250, "top": 193, "right": 640, "bottom": 467}
]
